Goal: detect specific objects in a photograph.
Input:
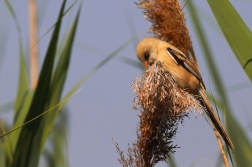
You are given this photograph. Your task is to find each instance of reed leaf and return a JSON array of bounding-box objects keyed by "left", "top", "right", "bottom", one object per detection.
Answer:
[
  {"left": 208, "top": 0, "right": 252, "bottom": 81},
  {"left": 187, "top": 1, "right": 252, "bottom": 166},
  {"left": 10, "top": 1, "right": 66, "bottom": 166}
]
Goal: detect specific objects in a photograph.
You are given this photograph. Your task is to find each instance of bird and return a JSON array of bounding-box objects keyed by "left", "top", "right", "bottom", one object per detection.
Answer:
[{"left": 136, "top": 37, "right": 234, "bottom": 149}]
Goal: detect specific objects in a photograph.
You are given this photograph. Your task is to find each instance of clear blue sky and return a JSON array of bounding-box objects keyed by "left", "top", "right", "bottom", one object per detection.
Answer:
[{"left": 0, "top": 0, "right": 252, "bottom": 166}]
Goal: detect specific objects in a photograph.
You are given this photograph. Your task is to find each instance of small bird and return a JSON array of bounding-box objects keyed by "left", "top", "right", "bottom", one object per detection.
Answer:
[{"left": 136, "top": 37, "right": 234, "bottom": 149}]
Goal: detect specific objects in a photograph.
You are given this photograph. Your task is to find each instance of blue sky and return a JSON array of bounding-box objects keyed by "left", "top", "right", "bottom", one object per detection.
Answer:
[{"left": 0, "top": 0, "right": 252, "bottom": 166}]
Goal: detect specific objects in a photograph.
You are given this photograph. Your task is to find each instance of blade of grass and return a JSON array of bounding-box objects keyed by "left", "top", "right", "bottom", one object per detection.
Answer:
[
  {"left": 166, "top": 153, "right": 177, "bottom": 167},
  {"left": 14, "top": 52, "right": 29, "bottom": 117},
  {"left": 187, "top": 1, "right": 252, "bottom": 166},
  {"left": 43, "top": 109, "right": 69, "bottom": 167},
  {"left": 0, "top": 121, "right": 10, "bottom": 165},
  {"left": 0, "top": 88, "right": 81, "bottom": 140},
  {"left": 41, "top": 4, "right": 81, "bottom": 147},
  {"left": 4, "top": 0, "right": 29, "bottom": 115},
  {"left": 1, "top": 27, "right": 136, "bottom": 167},
  {"left": 7, "top": 93, "right": 33, "bottom": 165},
  {"left": 76, "top": 40, "right": 143, "bottom": 70},
  {"left": 11, "top": 1, "right": 66, "bottom": 167},
  {"left": 0, "top": 1, "right": 10, "bottom": 73},
  {"left": 0, "top": 143, "right": 5, "bottom": 166},
  {"left": 3, "top": 1, "right": 32, "bottom": 165},
  {"left": 80, "top": 35, "right": 139, "bottom": 82},
  {"left": 126, "top": 11, "right": 140, "bottom": 49},
  {"left": 117, "top": 57, "right": 143, "bottom": 70},
  {"left": 35, "top": 0, "right": 79, "bottom": 48},
  {"left": 207, "top": 0, "right": 252, "bottom": 81},
  {"left": 51, "top": 109, "right": 69, "bottom": 167},
  {"left": 60, "top": 34, "right": 138, "bottom": 110}
]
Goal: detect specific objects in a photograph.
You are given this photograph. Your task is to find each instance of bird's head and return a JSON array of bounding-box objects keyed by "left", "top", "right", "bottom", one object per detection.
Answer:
[{"left": 136, "top": 37, "right": 160, "bottom": 68}]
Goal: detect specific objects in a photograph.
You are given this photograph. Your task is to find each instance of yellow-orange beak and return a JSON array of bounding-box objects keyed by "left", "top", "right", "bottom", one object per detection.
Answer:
[{"left": 144, "top": 61, "right": 149, "bottom": 69}]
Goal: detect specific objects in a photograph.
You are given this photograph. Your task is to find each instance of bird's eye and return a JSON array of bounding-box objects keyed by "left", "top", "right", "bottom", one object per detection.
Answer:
[{"left": 144, "top": 52, "right": 149, "bottom": 60}]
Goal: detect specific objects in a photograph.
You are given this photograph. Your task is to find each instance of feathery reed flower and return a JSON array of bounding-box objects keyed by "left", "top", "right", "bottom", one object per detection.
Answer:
[
  {"left": 135, "top": 0, "right": 197, "bottom": 64},
  {"left": 116, "top": 61, "right": 202, "bottom": 166}
]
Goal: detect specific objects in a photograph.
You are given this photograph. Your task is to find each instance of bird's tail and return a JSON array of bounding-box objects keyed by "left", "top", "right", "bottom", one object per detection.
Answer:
[{"left": 198, "top": 89, "right": 234, "bottom": 150}]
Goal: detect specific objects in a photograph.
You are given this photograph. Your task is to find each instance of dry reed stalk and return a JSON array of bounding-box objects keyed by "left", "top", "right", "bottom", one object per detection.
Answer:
[
  {"left": 214, "top": 127, "right": 230, "bottom": 167},
  {"left": 132, "top": 61, "right": 202, "bottom": 166},
  {"left": 135, "top": 0, "right": 231, "bottom": 166},
  {"left": 29, "top": 0, "right": 38, "bottom": 89},
  {"left": 116, "top": 0, "right": 230, "bottom": 166},
  {"left": 135, "top": 0, "right": 198, "bottom": 67},
  {"left": 116, "top": 62, "right": 202, "bottom": 166}
]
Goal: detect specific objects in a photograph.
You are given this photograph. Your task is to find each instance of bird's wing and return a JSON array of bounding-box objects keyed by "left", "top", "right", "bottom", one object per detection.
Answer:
[
  {"left": 167, "top": 46, "right": 234, "bottom": 149},
  {"left": 167, "top": 47, "right": 206, "bottom": 89}
]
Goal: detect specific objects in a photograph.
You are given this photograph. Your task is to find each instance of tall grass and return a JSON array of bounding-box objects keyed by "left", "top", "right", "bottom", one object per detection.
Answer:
[{"left": 0, "top": 1, "right": 81, "bottom": 166}]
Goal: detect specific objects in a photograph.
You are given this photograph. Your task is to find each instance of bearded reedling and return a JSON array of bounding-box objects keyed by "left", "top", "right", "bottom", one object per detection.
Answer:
[{"left": 136, "top": 37, "right": 234, "bottom": 150}]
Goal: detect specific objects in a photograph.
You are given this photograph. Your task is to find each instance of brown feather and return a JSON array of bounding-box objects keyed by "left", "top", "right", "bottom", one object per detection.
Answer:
[{"left": 136, "top": 38, "right": 234, "bottom": 149}]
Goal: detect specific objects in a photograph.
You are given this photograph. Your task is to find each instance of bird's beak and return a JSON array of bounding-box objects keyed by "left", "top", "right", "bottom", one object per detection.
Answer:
[{"left": 144, "top": 61, "right": 149, "bottom": 69}]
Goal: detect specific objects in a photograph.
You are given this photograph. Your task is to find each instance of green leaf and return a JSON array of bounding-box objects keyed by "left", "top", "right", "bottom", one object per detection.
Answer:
[
  {"left": 226, "top": 111, "right": 252, "bottom": 166},
  {"left": 2, "top": 1, "right": 31, "bottom": 166},
  {"left": 36, "top": 0, "right": 79, "bottom": 46},
  {"left": 207, "top": 0, "right": 252, "bottom": 81},
  {"left": 4, "top": 0, "right": 29, "bottom": 114},
  {"left": 76, "top": 42, "right": 143, "bottom": 70},
  {"left": 4, "top": 0, "right": 22, "bottom": 39},
  {"left": 207, "top": 91, "right": 252, "bottom": 166},
  {"left": 67, "top": 34, "right": 138, "bottom": 95},
  {"left": 57, "top": 34, "right": 138, "bottom": 120},
  {"left": 0, "top": 121, "right": 8, "bottom": 165},
  {"left": 40, "top": 4, "right": 81, "bottom": 147},
  {"left": 0, "top": 142, "right": 5, "bottom": 167},
  {"left": 0, "top": 1, "right": 11, "bottom": 72},
  {"left": 43, "top": 109, "right": 69, "bottom": 167},
  {"left": 6, "top": 93, "right": 33, "bottom": 166},
  {"left": 14, "top": 52, "right": 29, "bottom": 116},
  {"left": 11, "top": 1, "right": 66, "bottom": 167},
  {"left": 187, "top": 1, "right": 252, "bottom": 166},
  {"left": 166, "top": 153, "right": 177, "bottom": 167}
]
